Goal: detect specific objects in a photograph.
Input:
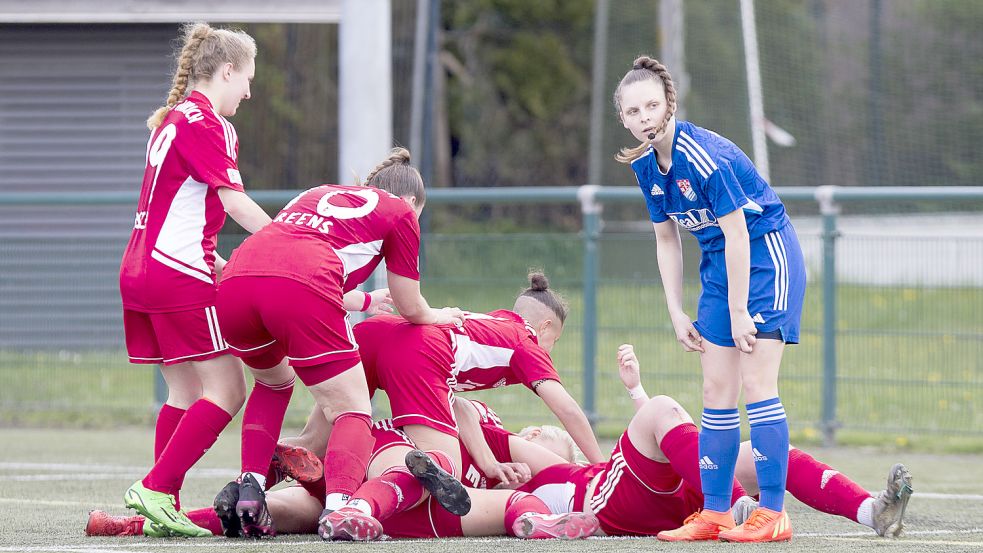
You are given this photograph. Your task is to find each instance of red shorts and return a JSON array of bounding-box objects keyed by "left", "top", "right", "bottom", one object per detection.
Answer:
[
  {"left": 588, "top": 432, "right": 703, "bottom": 536},
  {"left": 382, "top": 496, "right": 464, "bottom": 538},
  {"left": 123, "top": 307, "right": 228, "bottom": 365},
  {"left": 355, "top": 318, "right": 457, "bottom": 435},
  {"left": 217, "top": 276, "right": 360, "bottom": 384}
]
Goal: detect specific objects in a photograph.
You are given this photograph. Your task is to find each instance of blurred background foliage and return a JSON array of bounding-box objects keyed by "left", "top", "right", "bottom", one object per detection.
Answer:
[{"left": 227, "top": 0, "right": 981, "bottom": 219}]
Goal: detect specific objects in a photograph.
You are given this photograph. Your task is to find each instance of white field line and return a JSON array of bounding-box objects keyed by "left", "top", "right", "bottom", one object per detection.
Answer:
[
  {"left": 1, "top": 529, "right": 981, "bottom": 550},
  {"left": 5, "top": 463, "right": 983, "bottom": 500},
  {"left": 0, "top": 497, "right": 117, "bottom": 508}
]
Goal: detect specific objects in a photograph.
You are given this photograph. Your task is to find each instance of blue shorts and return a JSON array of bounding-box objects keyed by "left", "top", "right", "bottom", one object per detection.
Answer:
[{"left": 693, "top": 224, "right": 806, "bottom": 347}]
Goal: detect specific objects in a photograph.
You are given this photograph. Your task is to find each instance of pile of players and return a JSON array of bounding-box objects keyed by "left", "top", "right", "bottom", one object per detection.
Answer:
[{"left": 93, "top": 22, "right": 912, "bottom": 543}]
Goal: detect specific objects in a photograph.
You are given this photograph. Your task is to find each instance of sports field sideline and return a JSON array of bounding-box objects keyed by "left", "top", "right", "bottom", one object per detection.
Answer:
[{"left": 0, "top": 427, "right": 981, "bottom": 553}]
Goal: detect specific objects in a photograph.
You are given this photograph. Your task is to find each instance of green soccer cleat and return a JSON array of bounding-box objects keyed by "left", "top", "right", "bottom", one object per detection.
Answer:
[
  {"left": 143, "top": 520, "right": 172, "bottom": 538},
  {"left": 124, "top": 481, "right": 212, "bottom": 538}
]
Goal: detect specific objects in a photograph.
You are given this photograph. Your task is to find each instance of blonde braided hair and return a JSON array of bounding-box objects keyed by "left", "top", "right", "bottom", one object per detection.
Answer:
[
  {"left": 146, "top": 22, "right": 256, "bottom": 130},
  {"left": 358, "top": 147, "right": 426, "bottom": 205},
  {"left": 613, "top": 56, "right": 678, "bottom": 164}
]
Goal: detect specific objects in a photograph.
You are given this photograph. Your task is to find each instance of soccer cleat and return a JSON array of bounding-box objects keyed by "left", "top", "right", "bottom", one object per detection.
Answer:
[
  {"left": 871, "top": 463, "right": 913, "bottom": 538},
  {"left": 85, "top": 510, "right": 144, "bottom": 536},
  {"left": 123, "top": 481, "right": 212, "bottom": 538},
  {"left": 270, "top": 443, "right": 323, "bottom": 484},
  {"left": 143, "top": 521, "right": 171, "bottom": 538},
  {"left": 511, "top": 511, "right": 600, "bottom": 540},
  {"left": 718, "top": 507, "right": 792, "bottom": 542},
  {"left": 404, "top": 449, "right": 471, "bottom": 516},
  {"left": 213, "top": 481, "right": 243, "bottom": 538},
  {"left": 318, "top": 507, "right": 383, "bottom": 541},
  {"left": 236, "top": 473, "right": 275, "bottom": 537},
  {"left": 732, "top": 495, "right": 758, "bottom": 526},
  {"left": 656, "top": 509, "right": 735, "bottom": 541}
]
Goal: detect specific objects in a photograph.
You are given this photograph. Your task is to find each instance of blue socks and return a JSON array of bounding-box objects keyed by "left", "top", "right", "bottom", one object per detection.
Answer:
[
  {"left": 747, "top": 397, "right": 789, "bottom": 511},
  {"left": 699, "top": 407, "right": 741, "bottom": 512}
]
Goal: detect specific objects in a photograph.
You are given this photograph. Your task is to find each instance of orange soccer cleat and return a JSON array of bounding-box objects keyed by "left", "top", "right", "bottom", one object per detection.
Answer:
[
  {"left": 656, "top": 509, "right": 735, "bottom": 542},
  {"left": 270, "top": 443, "right": 324, "bottom": 484},
  {"left": 718, "top": 507, "right": 792, "bottom": 542}
]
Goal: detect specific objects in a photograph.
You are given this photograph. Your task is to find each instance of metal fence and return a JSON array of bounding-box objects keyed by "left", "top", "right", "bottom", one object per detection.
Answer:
[{"left": 1, "top": 186, "right": 980, "bottom": 443}]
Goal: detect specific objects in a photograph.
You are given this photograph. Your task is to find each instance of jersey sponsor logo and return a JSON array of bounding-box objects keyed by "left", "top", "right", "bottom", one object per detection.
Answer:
[
  {"left": 751, "top": 447, "right": 768, "bottom": 462},
  {"left": 699, "top": 456, "right": 718, "bottom": 470},
  {"left": 226, "top": 168, "right": 242, "bottom": 185},
  {"left": 173, "top": 100, "right": 205, "bottom": 124},
  {"left": 133, "top": 210, "right": 148, "bottom": 230},
  {"left": 668, "top": 208, "right": 718, "bottom": 231},
  {"left": 752, "top": 313, "right": 766, "bottom": 324},
  {"left": 650, "top": 183, "right": 664, "bottom": 196},
  {"left": 676, "top": 179, "right": 697, "bottom": 201}
]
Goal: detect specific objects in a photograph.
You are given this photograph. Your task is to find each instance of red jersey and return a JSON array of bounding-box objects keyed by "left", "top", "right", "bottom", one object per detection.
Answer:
[
  {"left": 356, "top": 310, "right": 561, "bottom": 393},
  {"left": 462, "top": 398, "right": 506, "bottom": 430},
  {"left": 222, "top": 185, "right": 420, "bottom": 295},
  {"left": 120, "top": 91, "right": 244, "bottom": 312},
  {"left": 450, "top": 310, "right": 561, "bottom": 391}
]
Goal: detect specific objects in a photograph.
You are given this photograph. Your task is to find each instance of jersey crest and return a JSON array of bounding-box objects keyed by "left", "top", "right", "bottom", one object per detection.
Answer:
[{"left": 676, "top": 179, "right": 696, "bottom": 201}]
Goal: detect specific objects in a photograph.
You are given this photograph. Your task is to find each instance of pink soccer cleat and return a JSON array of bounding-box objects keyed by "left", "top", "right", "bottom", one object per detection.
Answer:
[{"left": 511, "top": 511, "right": 600, "bottom": 540}]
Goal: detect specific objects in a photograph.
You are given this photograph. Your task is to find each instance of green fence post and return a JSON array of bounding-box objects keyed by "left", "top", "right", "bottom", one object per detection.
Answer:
[
  {"left": 816, "top": 186, "right": 841, "bottom": 446},
  {"left": 579, "top": 185, "right": 601, "bottom": 428}
]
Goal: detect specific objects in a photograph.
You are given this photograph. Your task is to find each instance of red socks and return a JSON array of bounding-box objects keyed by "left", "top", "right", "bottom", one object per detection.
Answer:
[
  {"left": 349, "top": 451, "right": 454, "bottom": 521},
  {"left": 659, "top": 423, "right": 748, "bottom": 506},
  {"left": 323, "top": 412, "right": 374, "bottom": 508},
  {"left": 349, "top": 467, "right": 423, "bottom": 521},
  {"left": 786, "top": 448, "right": 870, "bottom": 521},
  {"left": 154, "top": 404, "right": 186, "bottom": 460},
  {"left": 504, "top": 492, "right": 551, "bottom": 536},
  {"left": 241, "top": 378, "right": 295, "bottom": 476},
  {"left": 143, "top": 399, "right": 232, "bottom": 495},
  {"left": 187, "top": 508, "right": 224, "bottom": 535},
  {"left": 153, "top": 404, "right": 186, "bottom": 507}
]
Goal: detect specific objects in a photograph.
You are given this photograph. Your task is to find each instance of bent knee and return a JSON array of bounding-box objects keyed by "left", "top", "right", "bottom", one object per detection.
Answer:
[{"left": 640, "top": 395, "right": 694, "bottom": 430}]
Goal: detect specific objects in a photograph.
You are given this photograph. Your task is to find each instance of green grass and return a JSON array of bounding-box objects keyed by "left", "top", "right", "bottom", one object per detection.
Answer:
[
  {"left": 2, "top": 278, "right": 980, "bottom": 450},
  {"left": 2, "top": 231, "right": 980, "bottom": 446},
  {"left": 0, "top": 427, "right": 981, "bottom": 551}
]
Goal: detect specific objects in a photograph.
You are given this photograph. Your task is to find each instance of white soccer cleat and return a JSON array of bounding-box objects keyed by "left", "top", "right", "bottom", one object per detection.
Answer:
[{"left": 871, "top": 463, "right": 913, "bottom": 538}]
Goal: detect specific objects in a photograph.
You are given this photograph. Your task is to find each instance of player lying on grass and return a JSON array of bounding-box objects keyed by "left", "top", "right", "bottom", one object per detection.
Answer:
[
  {"left": 87, "top": 409, "right": 596, "bottom": 540},
  {"left": 511, "top": 344, "right": 913, "bottom": 540}
]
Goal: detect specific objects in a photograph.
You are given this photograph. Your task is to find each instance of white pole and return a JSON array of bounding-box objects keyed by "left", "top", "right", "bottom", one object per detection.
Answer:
[
  {"left": 339, "top": 0, "right": 392, "bottom": 304},
  {"left": 339, "top": 0, "right": 392, "bottom": 185},
  {"left": 740, "top": 0, "right": 770, "bottom": 182}
]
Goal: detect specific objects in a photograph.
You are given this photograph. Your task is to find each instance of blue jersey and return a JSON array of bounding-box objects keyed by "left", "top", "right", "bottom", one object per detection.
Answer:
[{"left": 631, "top": 120, "right": 789, "bottom": 252}]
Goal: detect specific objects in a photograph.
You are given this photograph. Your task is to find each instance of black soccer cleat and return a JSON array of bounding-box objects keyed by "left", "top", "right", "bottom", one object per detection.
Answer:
[
  {"left": 236, "top": 473, "right": 276, "bottom": 537},
  {"left": 405, "top": 449, "right": 471, "bottom": 516},
  {"left": 213, "top": 480, "right": 243, "bottom": 538}
]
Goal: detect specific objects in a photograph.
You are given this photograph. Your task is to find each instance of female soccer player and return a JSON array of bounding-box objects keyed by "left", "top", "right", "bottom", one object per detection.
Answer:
[
  {"left": 215, "top": 148, "right": 465, "bottom": 537},
  {"left": 355, "top": 272, "right": 603, "bottom": 464},
  {"left": 119, "top": 22, "right": 274, "bottom": 537},
  {"left": 613, "top": 56, "right": 807, "bottom": 541},
  {"left": 513, "top": 345, "right": 912, "bottom": 540}
]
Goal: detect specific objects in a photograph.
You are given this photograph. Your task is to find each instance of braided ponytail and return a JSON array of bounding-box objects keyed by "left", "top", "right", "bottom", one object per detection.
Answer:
[
  {"left": 147, "top": 23, "right": 211, "bottom": 130},
  {"left": 613, "top": 56, "right": 678, "bottom": 164},
  {"left": 359, "top": 147, "right": 426, "bottom": 205},
  {"left": 147, "top": 22, "right": 257, "bottom": 130}
]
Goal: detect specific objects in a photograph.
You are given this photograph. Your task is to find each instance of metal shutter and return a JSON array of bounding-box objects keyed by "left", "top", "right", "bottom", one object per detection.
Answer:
[{"left": 0, "top": 24, "right": 175, "bottom": 349}]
